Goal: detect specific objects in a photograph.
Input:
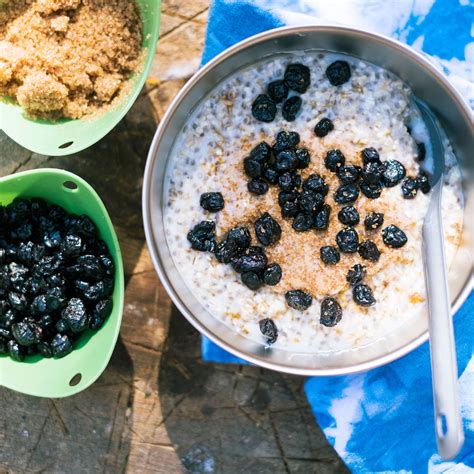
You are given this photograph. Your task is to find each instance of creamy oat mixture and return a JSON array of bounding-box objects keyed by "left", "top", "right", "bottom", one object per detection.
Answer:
[{"left": 163, "top": 52, "right": 463, "bottom": 352}]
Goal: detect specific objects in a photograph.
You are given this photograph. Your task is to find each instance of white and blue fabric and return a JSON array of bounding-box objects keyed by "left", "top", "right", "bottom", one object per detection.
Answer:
[{"left": 200, "top": 1, "right": 473, "bottom": 472}]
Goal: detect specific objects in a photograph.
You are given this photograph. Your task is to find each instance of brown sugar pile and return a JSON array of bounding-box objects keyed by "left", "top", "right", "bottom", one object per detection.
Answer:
[{"left": 0, "top": 0, "right": 143, "bottom": 119}]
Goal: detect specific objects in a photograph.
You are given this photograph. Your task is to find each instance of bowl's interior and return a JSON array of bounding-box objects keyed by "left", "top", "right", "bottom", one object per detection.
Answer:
[
  {"left": 0, "top": 0, "right": 161, "bottom": 157},
  {"left": 144, "top": 26, "right": 473, "bottom": 375},
  {"left": 0, "top": 169, "right": 124, "bottom": 397}
]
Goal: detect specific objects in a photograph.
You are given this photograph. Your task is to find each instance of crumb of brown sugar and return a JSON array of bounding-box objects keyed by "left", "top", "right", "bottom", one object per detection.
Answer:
[{"left": 0, "top": 0, "right": 143, "bottom": 119}]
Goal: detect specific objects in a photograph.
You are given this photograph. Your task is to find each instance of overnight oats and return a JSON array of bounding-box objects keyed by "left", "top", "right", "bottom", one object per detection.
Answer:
[{"left": 163, "top": 53, "right": 464, "bottom": 352}]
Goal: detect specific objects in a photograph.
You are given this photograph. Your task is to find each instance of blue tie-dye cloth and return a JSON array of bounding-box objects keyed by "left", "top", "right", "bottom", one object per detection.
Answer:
[{"left": 200, "top": 1, "right": 474, "bottom": 472}]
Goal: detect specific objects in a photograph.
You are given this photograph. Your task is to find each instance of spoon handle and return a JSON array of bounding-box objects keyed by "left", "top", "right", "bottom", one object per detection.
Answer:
[{"left": 422, "top": 179, "right": 464, "bottom": 460}]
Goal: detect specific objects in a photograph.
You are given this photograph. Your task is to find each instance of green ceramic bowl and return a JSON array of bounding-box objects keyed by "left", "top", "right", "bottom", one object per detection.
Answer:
[
  {"left": 0, "top": 169, "right": 124, "bottom": 397},
  {"left": 0, "top": 0, "right": 161, "bottom": 157}
]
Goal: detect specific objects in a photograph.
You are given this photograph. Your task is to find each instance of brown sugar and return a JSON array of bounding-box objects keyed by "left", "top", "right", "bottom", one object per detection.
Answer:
[{"left": 0, "top": 0, "right": 143, "bottom": 119}]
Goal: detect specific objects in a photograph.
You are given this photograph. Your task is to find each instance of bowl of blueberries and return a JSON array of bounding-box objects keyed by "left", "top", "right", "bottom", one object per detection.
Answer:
[{"left": 0, "top": 168, "right": 124, "bottom": 397}]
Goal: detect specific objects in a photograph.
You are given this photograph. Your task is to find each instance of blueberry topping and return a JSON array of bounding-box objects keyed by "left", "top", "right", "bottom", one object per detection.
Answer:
[
  {"left": 336, "top": 227, "right": 359, "bottom": 253},
  {"left": 200, "top": 192, "right": 224, "bottom": 212},
  {"left": 247, "top": 177, "right": 269, "bottom": 195},
  {"left": 251, "top": 94, "right": 276, "bottom": 122},
  {"left": 295, "top": 148, "right": 311, "bottom": 169},
  {"left": 187, "top": 221, "right": 216, "bottom": 252},
  {"left": 361, "top": 147, "right": 381, "bottom": 165},
  {"left": 364, "top": 212, "right": 384, "bottom": 230},
  {"left": 314, "top": 117, "right": 334, "bottom": 137},
  {"left": 284, "top": 63, "right": 310, "bottom": 93},
  {"left": 326, "top": 60, "right": 351, "bottom": 86},
  {"left": 320, "top": 297, "right": 343, "bottom": 327},
  {"left": 281, "top": 201, "right": 299, "bottom": 218},
  {"left": 263, "top": 263, "right": 282, "bottom": 286},
  {"left": 254, "top": 213, "right": 282, "bottom": 246},
  {"left": 299, "top": 190, "right": 324, "bottom": 213},
  {"left": 337, "top": 165, "right": 361, "bottom": 184},
  {"left": 292, "top": 213, "right": 312, "bottom": 232},
  {"left": 320, "top": 246, "right": 340, "bottom": 265},
  {"left": 382, "top": 225, "right": 407, "bottom": 248},
  {"left": 325, "top": 149, "right": 345, "bottom": 172},
  {"left": 267, "top": 80, "right": 289, "bottom": 103},
  {"left": 303, "top": 174, "right": 329, "bottom": 196},
  {"left": 282, "top": 95, "right": 302, "bottom": 122},
  {"left": 232, "top": 247, "right": 268, "bottom": 273},
  {"left": 250, "top": 142, "right": 272, "bottom": 162},
  {"left": 346, "top": 264, "right": 366, "bottom": 286},
  {"left": 243, "top": 158, "right": 263, "bottom": 178},
  {"left": 259, "top": 318, "right": 278, "bottom": 345},
  {"left": 417, "top": 170, "right": 431, "bottom": 194},
  {"left": 382, "top": 160, "right": 406, "bottom": 187},
  {"left": 241, "top": 271, "right": 262, "bottom": 291},
  {"left": 273, "top": 130, "right": 300, "bottom": 152},
  {"left": 338, "top": 206, "right": 360, "bottom": 226},
  {"left": 313, "top": 204, "right": 331, "bottom": 230},
  {"left": 358, "top": 241, "right": 381, "bottom": 262},
  {"left": 353, "top": 284, "right": 376, "bottom": 307},
  {"left": 362, "top": 162, "right": 383, "bottom": 185},
  {"left": 401, "top": 177, "right": 418, "bottom": 199},
  {"left": 275, "top": 149, "right": 298, "bottom": 172},
  {"left": 360, "top": 181, "right": 382, "bottom": 199},
  {"left": 334, "top": 184, "right": 359, "bottom": 204},
  {"left": 285, "top": 290, "right": 312, "bottom": 311}
]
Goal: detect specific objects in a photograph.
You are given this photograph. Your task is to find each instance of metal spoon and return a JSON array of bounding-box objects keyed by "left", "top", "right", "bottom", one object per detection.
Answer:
[{"left": 416, "top": 99, "right": 464, "bottom": 460}]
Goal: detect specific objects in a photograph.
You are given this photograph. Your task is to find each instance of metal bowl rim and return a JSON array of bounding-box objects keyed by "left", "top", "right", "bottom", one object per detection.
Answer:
[{"left": 143, "top": 24, "right": 473, "bottom": 376}]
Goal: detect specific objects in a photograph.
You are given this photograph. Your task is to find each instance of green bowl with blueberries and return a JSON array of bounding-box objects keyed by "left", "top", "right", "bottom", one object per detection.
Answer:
[{"left": 0, "top": 169, "right": 124, "bottom": 398}]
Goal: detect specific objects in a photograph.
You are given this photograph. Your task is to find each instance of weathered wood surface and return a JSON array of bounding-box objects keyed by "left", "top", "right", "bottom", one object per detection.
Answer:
[{"left": 0, "top": 1, "right": 349, "bottom": 472}]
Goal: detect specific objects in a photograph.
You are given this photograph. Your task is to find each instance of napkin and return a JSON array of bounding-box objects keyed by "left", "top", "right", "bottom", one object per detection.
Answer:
[{"left": 200, "top": 1, "right": 473, "bottom": 471}]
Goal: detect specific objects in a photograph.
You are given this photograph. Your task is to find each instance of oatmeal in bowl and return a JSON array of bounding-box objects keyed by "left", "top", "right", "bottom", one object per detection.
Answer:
[{"left": 143, "top": 26, "right": 472, "bottom": 374}]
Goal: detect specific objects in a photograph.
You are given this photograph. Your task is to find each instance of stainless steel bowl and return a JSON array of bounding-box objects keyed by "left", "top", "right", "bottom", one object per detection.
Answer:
[{"left": 143, "top": 25, "right": 473, "bottom": 376}]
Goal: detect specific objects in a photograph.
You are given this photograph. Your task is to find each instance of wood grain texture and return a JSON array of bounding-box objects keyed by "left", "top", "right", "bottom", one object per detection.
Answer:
[{"left": 0, "top": 1, "right": 349, "bottom": 472}]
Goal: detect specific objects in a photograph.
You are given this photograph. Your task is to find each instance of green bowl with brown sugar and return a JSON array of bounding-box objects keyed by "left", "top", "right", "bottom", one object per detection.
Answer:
[
  {"left": 0, "top": 169, "right": 124, "bottom": 397},
  {"left": 0, "top": 0, "right": 160, "bottom": 156}
]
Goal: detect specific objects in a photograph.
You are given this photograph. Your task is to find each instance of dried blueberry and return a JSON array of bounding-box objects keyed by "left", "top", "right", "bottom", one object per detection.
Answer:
[
  {"left": 55, "top": 318, "right": 68, "bottom": 333},
  {"left": 292, "top": 213, "right": 312, "bottom": 232},
  {"left": 31, "top": 294, "right": 47, "bottom": 314},
  {"left": 263, "top": 168, "right": 279, "bottom": 184},
  {"left": 334, "top": 184, "right": 359, "bottom": 204},
  {"left": 255, "top": 213, "right": 281, "bottom": 246},
  {"left": 382, "top": 225, "right": 407, "bottom": 248},
  {"left": 278, "top": 172, "right": 299, "bottom": 192},
  {"left": 8, "top": 339, "right": 24, "bottom": 361},
  {"left": 353, "top": 284, "right": 376, "bottom": 307},
  {"left": 51, "top": 333, "right": 73, "bottom": 358},
  {"left": 337, "top": 165, "right": 361, "bottom": 184},
  {"left": 8, "top": 291, "right": 27, "bottom": 312},
  {"left": 60, "top": 234, "right": 82, "bottom": 257},
  {"left": 364, "top": 212, "right": 384, "bottom": 231},
  {"left": 314, "top": 117, "right": 334, "bottom": 137},
  {"left": 282, "top": 95, "right": 302, "bottom": 122},
  {"left": 76, "top": 254, "right": 103, "bottom": 280},
  {"left": 299, "top": 190, "right": 324, "bottom": 213},
  {"left": 325, "top": 149, "right": 345, "bottom": 172},
  {"left": 232, "top": 247, "right": 267, "bottom": 273},
  {"left": 267, "top": 80, "right": 289, "bottom": 103},
  {"left": 275, "top": 149, "right": 298, "bottom": 172},
  {"left": 416, "top": 142, "right": 426, "bottom": 161},
  {"left": 320, "top": 246, "right": 340, "bottom": 265},
  {"left": 84, "top": 281, "right": 107, "bottom": 302},
  {"left": 200, "top": 192, "right": 225, "bottom": 212},
  {"left": 243, "top": 158, "right": 263, "bottom": 178},
  {"left": 362, "top": 162, "right": 383, "bottom": 185},
  {"left": 303, "top": 174, "right": 329, "bottom": 196},
  {"left": 281, "top": 201, "right": 299, "bottom": 218},
  {"left": 284, "top": 63, "right": 310, "bottom": 93},
  {"left": 273, "top": 130, "right": 300, "bottom": 152},
  {"left": 326, "top": 60, "right": 351, "bottom": 86},
  {"left": 336, "top": 227, "right": 359, "bottom": 253},
  {"left": 313, "top": 204, "right": 331, "bottom": 230},
  {"left": 250, "top": 142, "right": 272, "bottom": 162},
  {"left": 285, "top": 290, "right": 312, "bottom": 311},
  {"left": 61, "top": 298, "right": 88, "bottom": 334},
  {"left": 263, "top": 263, "right": 282, "bottom": 286},
  {"left": 346, "top": 264, "right": 366, "bottom": 286},
  {"left": 215, "top": 239, "right": 239, "bottom": 264},
  {"left": 358, "top": 241, "right": 381, "bottom": 262},
  {"left": 37, "top": 341, "right": 52, "bottom": 358},
  {"left": 187, "top": 221, "right": 216, "bottom": 252},
  {"left": 90, "top": 299, "right": 113, "bottom": 330},
  {"left": 241, "top": 271, "right": 262, "bottom": 291},
  {"left": 417, "top": 170, "right": 431, "bottom": 194},
  {"left": 382, "top": 160, "right": 406, "bottom": 187},
  {"left": 43, "top": 229, "right": 62, "bottom": 249},
  {"left": 39, "top": 314, "right": 54, "bottom": 329},
  {"left": 320, "top": 297, "right": 343, "bottom": 327},
  {"left": 295, "top": 148, "right": 310, "bottom": 169},
  {"left": 360, "top": 182, "right": 382, "bottom": 199},
  {"left": 338, "top": 206, "right": 360, "bottom": 226},
  {"left": 248, "top": 178, "right": 269, "bottom": 195},
  {"left": 278, "top": 191, "right": 298, "bottom": 206},
  {"left": 251, "top": 94, "right": 276, "bottom": 122},
  {"left": 227, "top": 226, "right": 251, "bottom": 251},
  {"left": 12, "top": 320, "right": 42, "bottom": 346},
  {"left": 361, "top": 147, "right": 381, "bottom": 165},
  {"left": 402, "top": 177, "right": 418, "bottom": 199},
  {"left": 259, "top": 318, "right": 278, "bottom": 345}
]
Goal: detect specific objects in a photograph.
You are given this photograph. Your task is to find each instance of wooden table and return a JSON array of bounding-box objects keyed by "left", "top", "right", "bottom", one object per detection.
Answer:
[{"left": 0, "top": 1, "right": 348, "bottom": 472}]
